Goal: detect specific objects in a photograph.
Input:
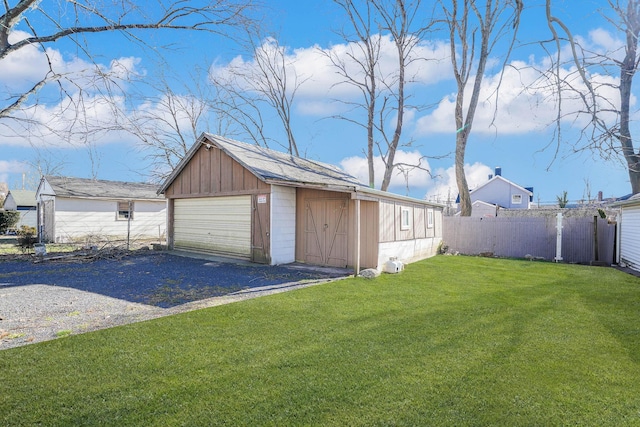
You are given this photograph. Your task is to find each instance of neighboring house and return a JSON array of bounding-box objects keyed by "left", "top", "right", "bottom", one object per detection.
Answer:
[
  {"left": 36, "top": 176, "right": 167, "bottom": 243},
  {"left": 612, "top": 194, "right": 640, "bottom": 272},
  {"left": 458, "top": 168, "right": 533, "bottom": 216},
  {"left": 158, "top": 133, "right": 444, "bottom": 272},
  {"left": 3, "top": 190, "right": 37, "bottom": 229}
]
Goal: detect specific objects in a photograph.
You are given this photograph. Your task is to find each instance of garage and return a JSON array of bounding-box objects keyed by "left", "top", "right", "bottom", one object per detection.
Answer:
[{"left": 173, "top": 196, "right": 252, "bottom": 258}]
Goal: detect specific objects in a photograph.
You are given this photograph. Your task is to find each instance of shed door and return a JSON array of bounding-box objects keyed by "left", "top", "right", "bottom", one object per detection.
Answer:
[
  {"left": 304, "top": 198, "right": 348, "bottom": 267},
  {"left": 174, "top": 196, "right": 251, "bottom": 258}
]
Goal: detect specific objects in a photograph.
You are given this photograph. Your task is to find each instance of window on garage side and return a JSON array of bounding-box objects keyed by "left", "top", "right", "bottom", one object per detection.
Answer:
[
  {"left": 427, "top": 209, "right": 434, "bottom": 228},
  {"left": 117, "top": 201, "right": 134, "bottom": 220},
  {"left": 401, "top": 207, "right": 411, "bottom": 230}
]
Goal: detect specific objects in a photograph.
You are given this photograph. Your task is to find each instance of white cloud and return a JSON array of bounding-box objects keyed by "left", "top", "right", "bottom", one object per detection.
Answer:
[
  {"left": 339, "top": 149, "right": 432, "bottom": 191},
  {"left": 0, "top": 160, "right": 29, "bottom": 184},
  {"left": 416, "top": 57, "right": 624, "bottom": 136},
  {"left": 210, "top": 35, "right": 452, "bottom": 117},
  {"left": 424, "top": 162, "right": 493, "bottom": 204}
]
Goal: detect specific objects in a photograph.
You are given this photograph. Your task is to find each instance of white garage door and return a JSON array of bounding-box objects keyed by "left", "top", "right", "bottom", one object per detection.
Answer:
[{"left": 174, "top": 196, "right": 252, "bottom": 258}]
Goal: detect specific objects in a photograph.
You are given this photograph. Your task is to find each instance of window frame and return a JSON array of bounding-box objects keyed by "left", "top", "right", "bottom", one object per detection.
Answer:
[
  {"left": 427, "top": 209, "right": 434, "bottom": 229},
  {"left": 117, "top": 201, "right": 134, "bottom": 221},
  {"left": 400, "top": 207, "right": 411, "bottom": 231},
  {"left": 511, "top": 194, "right": 523, "bottom": 205}
]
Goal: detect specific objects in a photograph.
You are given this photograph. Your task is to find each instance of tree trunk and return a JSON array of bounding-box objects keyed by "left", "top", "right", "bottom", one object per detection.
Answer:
[{"left": 620, "top": 0, "right": 640, "bottom": 194}]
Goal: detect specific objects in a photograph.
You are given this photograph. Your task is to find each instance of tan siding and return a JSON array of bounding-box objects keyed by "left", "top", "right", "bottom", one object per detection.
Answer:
[
  {"left": 379, "top": 200, "right": 396, "bottom": 242},
  {"left": 233, "top": 161, "right": 245, "bottom": 191},
  {"left": 415, "top": 206, "right": 426, "bottom": 239},
  {"left": 189, "top": 151, "right": 199, "bottom": 193},
  {"left": 211, "top": 146, "right": 221, "bottom": 193},
  {"left": 167, "top": 145, "right": 269, "bottom": 198},
  {"left": 200, "top": 150, "right": 211, "bottom": 194},
  {"left": 359, "top": 201, "right": 378, "bottom": 269},
  {"left": 220, "top": 151, "right": 233, "bottom": 191}
]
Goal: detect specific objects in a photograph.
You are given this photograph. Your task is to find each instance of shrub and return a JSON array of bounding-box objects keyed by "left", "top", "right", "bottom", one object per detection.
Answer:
[
  {"left": 0, "top": 210, "right": 20, "bottom": 233},
  {"left": 16, "top": 225, "right": 38, "bottom": 252}
]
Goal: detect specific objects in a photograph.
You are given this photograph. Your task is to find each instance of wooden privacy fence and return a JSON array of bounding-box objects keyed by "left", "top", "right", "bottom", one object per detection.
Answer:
[{"left": 442, "top": 216, "right": 616, "bottom": 264}]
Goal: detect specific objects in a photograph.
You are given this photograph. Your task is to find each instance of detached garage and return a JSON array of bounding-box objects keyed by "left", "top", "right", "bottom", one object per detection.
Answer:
[{"left": 159, "top": 133, "right": 444, "bottom": 272}]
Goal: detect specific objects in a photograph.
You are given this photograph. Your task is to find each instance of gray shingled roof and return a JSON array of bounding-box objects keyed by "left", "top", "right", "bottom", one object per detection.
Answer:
[
  {"left": 6, "top": 190, "right": 36, "bottom": 207},
  {"left": 44, "top": 176, "right": 163, "bottom": 200},
  {"left": 159, "top": 133, "right": 365, "bottom": 194}
]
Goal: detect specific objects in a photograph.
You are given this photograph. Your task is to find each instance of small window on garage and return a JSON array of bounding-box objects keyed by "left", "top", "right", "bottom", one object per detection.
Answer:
[
  {"left": 117, "top": 201, "right": 134, "bottom": 220},
  {"left": 511, "top": 194, "right": 522, "bottom": 205},
  {"left": 427, "top": 209, "right": 434, "bottom": 228},
  {"left": 401, "top": 207, "right": 411, "bottom": 230}
]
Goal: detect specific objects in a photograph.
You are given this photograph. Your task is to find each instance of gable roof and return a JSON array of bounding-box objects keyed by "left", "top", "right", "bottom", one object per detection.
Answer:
[
  {"left": 159, "top": 133, "right": 364, "bottom": 194},
  {"left": 6, "top": 190, "right": 36, "bottom": 207},
  {"left": 471, "top": 175, "right": 533, "bottom": 196},
  {"left": 612, "top": 192, "right": 640, "bottom": 208},
  {"left": 41, "top": 176, "right": 164, "bottom": 200},
  {"left": 159, "top": 134, "right": 445, "bottom": 208}
]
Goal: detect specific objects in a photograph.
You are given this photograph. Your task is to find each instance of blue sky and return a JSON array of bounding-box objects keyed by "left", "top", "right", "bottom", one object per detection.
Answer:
[{"left": 0, "top": 0, "right": 634, "bottom": 205}]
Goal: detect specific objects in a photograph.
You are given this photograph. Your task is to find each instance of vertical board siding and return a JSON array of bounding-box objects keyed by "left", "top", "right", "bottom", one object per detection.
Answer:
[
  {"left": 621, "top": 206, "right": 640, "bottom": 270},
  {"left": 443, "top": 216, "right": 615, "bottom": 264},
  {"left": 379, "top": 200, "right": 396, "bottom": 242},
  {"left": 359, "top": 201, "right": 379, "bottom": 269},
  {"left": 166, "top": 145, "right": 269, "bottom": 197},
  {"left": 296, "top": 188, "right": 355, "bottom": 268}
]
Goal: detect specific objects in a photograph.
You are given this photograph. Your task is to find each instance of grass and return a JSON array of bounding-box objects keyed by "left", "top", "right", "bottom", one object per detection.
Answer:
[
  {"left": 1, "top": 256, "right": 640, "bottom": 426},
  {"left": 0, "top": 241, "right": 77, "bottom": 255}
]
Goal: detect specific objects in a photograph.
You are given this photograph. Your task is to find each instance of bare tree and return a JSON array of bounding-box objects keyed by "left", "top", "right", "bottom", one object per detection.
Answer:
[
  {"left": 327, "top": 0, "right": 434, "bottom": 191},
  {"left": 128, "top": 85, "right": 211, "bottom": 181},
  {"left": 327, "top": 0, "right": 381, "bottom": 188},
  {"left": 210, "top": 35, "right": 305, "bottom": 155},
  {"left": 545, "top": 0, "right": 640, "bottom": 194},
  {"left": 441, "top": 0, "right": 522, "bottom": 216},
  {"left": 0, "top": 1, "right": 259, "bottom": 158}
]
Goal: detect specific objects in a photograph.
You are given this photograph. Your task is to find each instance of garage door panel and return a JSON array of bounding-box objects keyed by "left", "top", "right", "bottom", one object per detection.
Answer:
[{"left": 174, "top": 196, "right": 251, "bottom": 257}]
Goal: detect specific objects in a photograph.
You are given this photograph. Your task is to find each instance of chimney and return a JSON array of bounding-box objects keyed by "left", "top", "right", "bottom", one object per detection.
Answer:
[
  {"left": 495, "top": 167, "right": 502, "bottom": 177},
  {"left": 598, "top": 191, "right": 603, "bottom": 202}
]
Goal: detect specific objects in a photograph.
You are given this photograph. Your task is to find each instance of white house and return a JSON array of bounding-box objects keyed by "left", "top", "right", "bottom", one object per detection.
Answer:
[
  {"left": 3, "top": 190, "right": 37, "bottom": 229},
  {"left": 36, "top": 176, "right": 167, "bottom": 243}
]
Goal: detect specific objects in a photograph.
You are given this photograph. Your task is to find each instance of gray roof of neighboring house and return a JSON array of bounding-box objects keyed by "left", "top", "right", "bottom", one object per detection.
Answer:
[
  {"left": 43, "top": 176, "right": 164, "bottom": 200},
  {"left": 159, "top": 133, "right": 365, "bottom": 194},
  {"left": 6, "top": 190, "right": 36, "bottom": 207}
]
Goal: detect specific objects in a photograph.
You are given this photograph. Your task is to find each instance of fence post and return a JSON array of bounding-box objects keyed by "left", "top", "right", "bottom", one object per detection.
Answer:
[{"left": 555, "top": 212, "right": 563, "bottom": 262}]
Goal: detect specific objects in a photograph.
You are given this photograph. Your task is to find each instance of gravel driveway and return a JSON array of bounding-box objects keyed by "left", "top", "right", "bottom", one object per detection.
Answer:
[{"left": 0, "top": 251, "right": 350, "bottom": 350}]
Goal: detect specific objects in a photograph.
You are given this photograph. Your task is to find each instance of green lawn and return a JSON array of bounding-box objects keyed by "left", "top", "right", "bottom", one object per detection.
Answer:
[{"left": 2, "top": 256, "right": 640, "bottom": 426}]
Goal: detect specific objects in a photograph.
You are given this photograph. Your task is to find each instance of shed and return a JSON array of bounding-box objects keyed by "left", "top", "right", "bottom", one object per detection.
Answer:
[
  {"left": 613, "top": 194, "right": 640, "bottom": 271},
  {"left": 36, "top": 176, "right": 167, "bottom": 243},
  {"left": 159, "top": 133, "right": 444, "bottom": 271},
  {"left": 3, "top": 190, "right": 37, "bottom": 229}
]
